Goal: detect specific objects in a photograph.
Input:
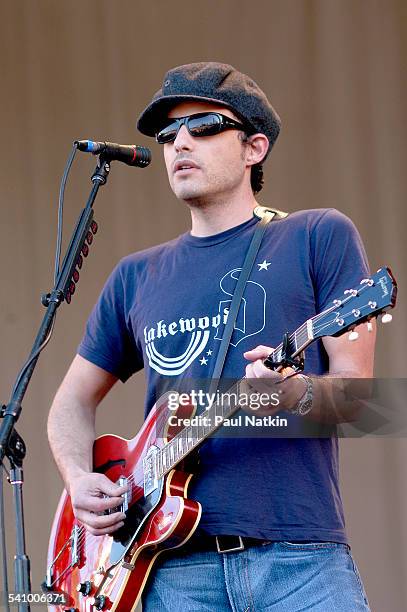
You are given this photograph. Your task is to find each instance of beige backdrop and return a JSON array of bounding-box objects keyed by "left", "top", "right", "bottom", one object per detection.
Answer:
[{"left": 0, "top": 1, "right": 406, "bottom": 610}]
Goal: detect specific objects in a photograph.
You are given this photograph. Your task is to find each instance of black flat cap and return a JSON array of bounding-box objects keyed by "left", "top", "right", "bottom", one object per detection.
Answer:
[{"left": 137, "top": 62, "right": 281, "bottom": 156}]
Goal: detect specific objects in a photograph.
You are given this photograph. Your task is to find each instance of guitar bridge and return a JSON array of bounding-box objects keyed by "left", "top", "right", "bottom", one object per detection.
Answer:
[{"left": 44, "top": 524, "right": 81, "bottom": 589}]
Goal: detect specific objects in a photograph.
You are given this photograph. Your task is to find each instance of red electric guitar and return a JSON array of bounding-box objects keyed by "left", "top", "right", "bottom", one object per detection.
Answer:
[{"left": 45, "top": 267, "right": 397, "bottom": 611}]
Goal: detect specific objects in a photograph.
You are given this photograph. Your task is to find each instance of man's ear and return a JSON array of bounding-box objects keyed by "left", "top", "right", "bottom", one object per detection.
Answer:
[{"left": 245, "top": 134, "right": 269, "bottom": 166}]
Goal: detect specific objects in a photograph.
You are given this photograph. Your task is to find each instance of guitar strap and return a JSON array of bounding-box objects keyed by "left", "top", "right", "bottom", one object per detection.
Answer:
[{"left": 211, "top": 205, "right": 289, "bottom": 383}]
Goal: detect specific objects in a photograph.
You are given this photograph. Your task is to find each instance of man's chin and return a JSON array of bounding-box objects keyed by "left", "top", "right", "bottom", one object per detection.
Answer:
[{"left": 174, "top": 187, "right": 209, "bottom": 204}]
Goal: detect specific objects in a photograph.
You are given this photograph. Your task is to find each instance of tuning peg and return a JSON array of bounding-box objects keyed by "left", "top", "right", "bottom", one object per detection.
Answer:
[
  {"left": 381, "top": 313, "right": 392, "bottom": 324},
  {"left": 367, "top": 321, "right": 373, "bottom": 332},
  {"left": 348, "top": 331, "right": 359, "bottom": 341}
]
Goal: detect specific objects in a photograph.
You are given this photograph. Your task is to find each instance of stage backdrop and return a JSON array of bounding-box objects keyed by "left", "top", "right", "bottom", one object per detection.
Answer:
[{"left": 0, "top": 1, "right": 406, "bottom": 610}]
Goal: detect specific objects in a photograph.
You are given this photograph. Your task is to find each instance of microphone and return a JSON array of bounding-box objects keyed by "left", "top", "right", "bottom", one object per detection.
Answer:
[{"left": 75, "top": 140, "right": 151, "bottom": 167}]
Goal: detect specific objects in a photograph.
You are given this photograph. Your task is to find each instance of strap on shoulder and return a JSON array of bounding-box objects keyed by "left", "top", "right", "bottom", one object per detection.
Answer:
[{"left": 253, "top": 205, "right": 289, "bottom": 221}]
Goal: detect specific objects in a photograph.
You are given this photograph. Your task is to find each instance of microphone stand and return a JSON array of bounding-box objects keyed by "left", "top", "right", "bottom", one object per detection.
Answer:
[{"left": 0, "top": 154, "right": 111, "bottom": 611}]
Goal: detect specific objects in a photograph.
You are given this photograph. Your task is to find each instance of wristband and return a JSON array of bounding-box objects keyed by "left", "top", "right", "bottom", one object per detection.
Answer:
[{"left": 288, "top": 374, "right": 313, "bottom": 416}]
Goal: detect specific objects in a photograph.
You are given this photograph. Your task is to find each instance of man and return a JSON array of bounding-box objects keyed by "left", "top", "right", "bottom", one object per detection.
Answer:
[{"left": 48, "top": 62, "right": 374, "bottom": 610}]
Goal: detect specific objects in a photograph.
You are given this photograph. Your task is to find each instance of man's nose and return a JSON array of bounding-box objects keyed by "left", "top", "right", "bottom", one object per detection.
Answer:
[{"left": 173, "top": 125, "right": 194, "bottom": 152}]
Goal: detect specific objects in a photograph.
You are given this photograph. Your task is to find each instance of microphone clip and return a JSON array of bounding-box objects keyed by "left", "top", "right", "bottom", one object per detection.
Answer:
[{"left": 92, "top": 154, "right": 111, "bottom": 185}]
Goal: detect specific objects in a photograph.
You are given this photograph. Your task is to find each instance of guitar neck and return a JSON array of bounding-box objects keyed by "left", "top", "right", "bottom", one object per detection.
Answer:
[{"left": 156, "top": 319, "right": 314, "bottom": 477}]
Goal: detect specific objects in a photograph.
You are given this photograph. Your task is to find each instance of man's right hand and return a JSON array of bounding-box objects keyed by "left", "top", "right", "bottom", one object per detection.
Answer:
[{"left": 69, "top": 472, "right": 128, "bottom": 536}]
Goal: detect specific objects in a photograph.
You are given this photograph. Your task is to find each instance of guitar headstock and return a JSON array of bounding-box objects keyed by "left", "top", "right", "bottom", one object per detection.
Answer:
[{"left": 312, "top": 267, "right": 397, "bottom": 341}]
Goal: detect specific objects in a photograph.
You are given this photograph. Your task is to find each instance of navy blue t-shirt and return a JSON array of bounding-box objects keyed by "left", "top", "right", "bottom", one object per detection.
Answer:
[{"left": 78, "top": 208, "right": 369, "bottom": 543}]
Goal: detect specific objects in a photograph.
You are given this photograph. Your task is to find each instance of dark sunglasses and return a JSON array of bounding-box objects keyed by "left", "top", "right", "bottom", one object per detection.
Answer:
[{"left": 156, "top": 112, "right": 248, "bottom": 144}]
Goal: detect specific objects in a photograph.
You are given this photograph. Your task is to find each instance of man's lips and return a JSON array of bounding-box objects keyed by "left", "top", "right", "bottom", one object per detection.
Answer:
[{"left": 173, "top": 160, "right": 200, "bottom": 174}]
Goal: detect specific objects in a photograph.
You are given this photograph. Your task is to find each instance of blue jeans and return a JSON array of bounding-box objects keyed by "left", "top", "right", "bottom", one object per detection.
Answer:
[{"left": 142, "top": 541, "right": 370, "bottom": 611}]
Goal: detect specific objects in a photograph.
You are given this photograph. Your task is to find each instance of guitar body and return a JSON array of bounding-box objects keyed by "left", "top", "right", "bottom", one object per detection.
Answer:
[{"left": 46, "top": 396, "right": 202, "bottom": 611}]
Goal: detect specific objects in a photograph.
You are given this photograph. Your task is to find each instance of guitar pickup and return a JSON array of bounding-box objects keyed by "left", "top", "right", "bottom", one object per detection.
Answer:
[
  {"left": 143, "top": 446, "right": 159, "bottom": 497},
  {"left": 118, "top": 476, "right": 129, "bottom": 512},
  {"left": 103, "top": 476, "right": 129, "bottom": 515}
]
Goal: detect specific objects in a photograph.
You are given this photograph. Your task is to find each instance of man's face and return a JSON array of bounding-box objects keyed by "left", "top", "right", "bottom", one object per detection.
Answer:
[{"left": 162, "top": 101, "right": 250, "bottom": 204}]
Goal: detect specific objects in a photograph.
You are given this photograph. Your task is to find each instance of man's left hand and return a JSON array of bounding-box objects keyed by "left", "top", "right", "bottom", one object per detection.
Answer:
[{"left": 243, "top": 345, "right": 307, "bottom": 414}]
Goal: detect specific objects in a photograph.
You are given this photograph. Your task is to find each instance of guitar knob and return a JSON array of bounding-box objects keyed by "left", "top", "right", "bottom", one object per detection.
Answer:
[
  {"left": 348, "top": 331, "right": 359, "bottom": 342},
  {"left": 76, "top": 580, "right": 92, "bottom": 595},
  {"left": 381, "top": 313, "right": 392, "bottom": 324},
  {"left": 90, "top": 595, "right": 106, "bottom": 610},
  {"left": 367, "top": 321, "right": 373, "bottom": 332}
]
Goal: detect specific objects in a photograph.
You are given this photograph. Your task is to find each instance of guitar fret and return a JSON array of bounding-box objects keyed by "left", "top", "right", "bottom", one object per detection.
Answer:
[
  {"left": 224, "top": 398, "right": 229, "bottom": 417},
  {"left": 194, "top": 424, "right": 199, "bottom": 442},
  {"left": 178, "top": 436, "right": 183, "bottom": 457},
  {"left": 173, "top": 440, "right": 178, "bottom": 462},
  {"left": 192, "top": 425, "right": 198, "bottom": 443},
  {"left": 295, "top": 326, "right": 310, "bottom": 352},
  {"left": 154, "top": 452, "right": 159, "bottom": 478}
]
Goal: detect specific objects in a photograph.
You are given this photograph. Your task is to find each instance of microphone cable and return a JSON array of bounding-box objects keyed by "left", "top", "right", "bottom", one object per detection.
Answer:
[{"left": 9, "top": 143, "right": 78, "bottom": 400}]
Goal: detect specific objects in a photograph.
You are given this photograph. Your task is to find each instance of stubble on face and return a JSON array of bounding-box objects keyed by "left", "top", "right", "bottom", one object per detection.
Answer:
[{"left": 163, "top": 102, "right": 249, "bottom": 208}]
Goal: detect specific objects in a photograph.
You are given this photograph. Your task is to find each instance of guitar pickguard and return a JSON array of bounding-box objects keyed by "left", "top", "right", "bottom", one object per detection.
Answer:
[{"left": 109, "top": 476, "right": 164, "bottom": 565}]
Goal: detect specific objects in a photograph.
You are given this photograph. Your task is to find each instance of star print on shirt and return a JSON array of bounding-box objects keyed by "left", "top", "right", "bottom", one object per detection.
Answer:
[
  {"left": 200, "top": 356, "right": 208, "bottom": 365},
  {"left": 206, "top": 349, "right": 213, "bottom": 356},
  {"left": 257, "top": 259, "right": 271, "bottom": 271}
]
